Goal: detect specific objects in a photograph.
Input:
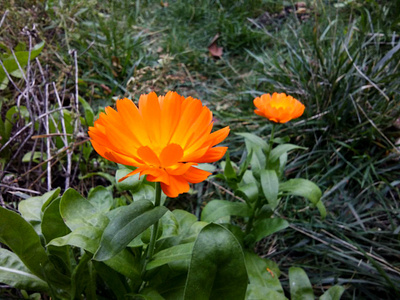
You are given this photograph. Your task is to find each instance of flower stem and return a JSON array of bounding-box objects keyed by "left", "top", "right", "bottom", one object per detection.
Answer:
[{"left": 147, "top": 182, "right": 162, "bottom": 262}]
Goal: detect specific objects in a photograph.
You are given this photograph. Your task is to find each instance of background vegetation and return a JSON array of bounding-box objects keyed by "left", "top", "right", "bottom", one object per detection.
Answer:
[{"left": 1, "top": 0, "right": 399, "bottom": 299}]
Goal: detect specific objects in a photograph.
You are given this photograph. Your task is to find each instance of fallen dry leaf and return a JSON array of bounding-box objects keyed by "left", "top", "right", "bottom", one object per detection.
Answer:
[{"left": 208, "top": 33, "right": 223, "bottom": 58}]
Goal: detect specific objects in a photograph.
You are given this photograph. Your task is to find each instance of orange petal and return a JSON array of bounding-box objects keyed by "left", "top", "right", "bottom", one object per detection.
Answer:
[
  {"left": 196, "top": 146, "right": 227, "bottom": 163},
  {"left": 207, "top": 126, "right": 230, "bottom": 146},
  {"left": 182, "top": 167, "right": 211, "bottom": 183},
  {"left": 137, "top": 146, "right": 161, "bottom": 167},
  {"left": 166, "top": 162, "right": 197, "bottom": 175},
  {"left": 118, "top": 167, "right": 143, "bottom": 182},
  {"left": 140, "top": 92, "right": 162, "bottom": 145},
  {"left": 159, "top": 144, "right": 184, "bottom": 168},
  {"left": 160, "top": 176, "right": 190, "bottom": 198},
  {"left": 142, "top": 168, "right": 170, "bottom": 185}
]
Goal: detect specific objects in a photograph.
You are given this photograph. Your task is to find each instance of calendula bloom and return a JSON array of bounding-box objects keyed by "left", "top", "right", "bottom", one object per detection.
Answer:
[
  {"left": 89, "top": 91, "right": 230, "bottom": 198},
  {"left": 253, "top": 92, "right": 305, "bottom": 123}
]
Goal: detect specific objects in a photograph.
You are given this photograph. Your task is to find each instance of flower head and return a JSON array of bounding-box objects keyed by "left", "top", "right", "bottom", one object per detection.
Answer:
[
  {"left": 89, "top": 91, "right": 229, "bottom": 197},
  {"left": 253, "top": 92, "right": 305, "bottom": 123}
]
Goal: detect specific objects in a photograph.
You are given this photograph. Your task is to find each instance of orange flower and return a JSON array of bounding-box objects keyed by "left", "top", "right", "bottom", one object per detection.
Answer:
[
  {"left": 253, "top": 92, "right": 305, "bottom": 123},
  {"left": 88, "top": 91, "right": 230, "bottom": 198}
]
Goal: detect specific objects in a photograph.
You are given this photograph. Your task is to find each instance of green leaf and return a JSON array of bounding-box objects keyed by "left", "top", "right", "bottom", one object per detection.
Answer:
[
  {"left": 94, "top": 200, "right": 168, "bottom": 261},
  {"left": 246, "top": 284, "right": 287, "bottom": 300},
  {"left": 158, "top": 210, "right": 179, "bottom": 240},
  {"left": 279, "top": 179, "right": 325, "bottom": 218},
  {"left": 60, "top": 188, "right": 109, "bottom": 231},
  {"left": 88, "top": 186, "right": 113, "bottom": 213},
  {"left": 244, "top": 251, "right": 284, "bottom": 296},
  {"left": 79, "top": 172, "right": 116, "bottom": 185},
  {"left": 269, "top": 144, "right": 306, "bottom": 163},
  {"left": 236, "top": 132, "right": 268, "bottom": 151},
  {"left": 116, "top": 167, "right": 144, "bottom": 191},
  {"left": 0, "top": 41, "right": 45, "bottom": 90},
  {"left": 70, "top": 252, "right": 92, "bottom": 299},
  {"left": 319, "top": 286, "right": 345, "bottom": 300},
  {"left": 22, "top": 151, "right": 47, "bottom": 163},
  {"left": 201, "top": 200, "right": 252, "bottom": 222},
  {"left": 18, "top": 188, "right": 60, "bottom": 222},
  {"left": 104, "top": 249, "right": 142, "bottom": 283},
  {"left": 224, "top": 151, "right": 238, "bottom": 181},
  {"left": 289, "top": 267, "right": 314, "bottom": 300},
  {"left": 0, "top": 206, "right": 70, "bottom": 288},
  {"left": 236, "top": 133, "right": 267, "bottom": 178},
  {"left": 235, "top": 182, "right": 259, "bottom": 203},
  {"left": 183, "top": 223, "right": 248, "bottom": 300},
  {"left": 252, "top": 218, "right": 289, "bottom": 242},
  {"left": 48, "top": 226, "right": 103, "bottom": 253},
  {"left": 147, "top": 243, "right": 194, "bottom": 270},
  {"left": 93, "top": 261, "right": 128, "bottom": 300},
  {"left": 260, "top": 169, "right": 279, "bottom": 208},
  {"left": 78, "top": 96, "right": 94, "bottom": 126},
  {"left": 0, "top": 248, "right": 48, "bottom": 291},
  {"left": 41, "top": 198, "right": 71, "bottom": 274}
]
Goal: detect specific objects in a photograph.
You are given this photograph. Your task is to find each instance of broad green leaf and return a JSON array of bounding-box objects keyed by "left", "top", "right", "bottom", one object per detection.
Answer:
[
  {"left": 235, "top": 182, "right": 258, "bottom": 203},
  {"left": 260, "top": 169, "right": 279, "bottom": 208},
  {"left": 236, "top": 133, "right": 267, "bottom": 178},
  {"left": 246, "top": 284, "right": 287, "bottom": 300},
  {"left": 173, "top": 209, "right": 197, "bottom": 232},
  {"left": 41, "top": 198, "right": 71, "bottom": 274},
  {"left": 0, "top": 41, "right": 45, "bottom": 90},
  {"left": 224, "top": 151, "right": 238, "bottom": 181},
  {"left": 154, "top": 274, "right": 188, "bottom": 300},
  {"left": 0, "top": 206, "right": 70, "bottom": 288},
  {"left": 48, "top": 224, "right": 141, "bottom": 282},
  {"left": 104, "top": 249, "right": 142, "bottom": 283},
  {"left": 5, "top": 106, "right": 29, "bottom": 140},
  {"left": 93, "top": 261, "right": 128, "bottom": 300},
  {"left": 94, "top": 200, "right": 168, "bottom": 261},
  {"left": 60, "top": 188, "right": 109, "bottom": 230},
  {"left": 158, "top": 210, "right": 179, "bottom": 240},
  {"left": 79, "top": 172, "right": 116, "bottom": 185},
  {"left": 236, "top": 132, "right": 268, "bottom": 151},
  {"left": 0, "top": 248, "right": 48, "bottom": 291},
  {"left": 18, "top": 188, "right": 60, "bottom": 222},
  {"left": 183, "top": 223, "right": 248, "bottom": 300},
  {"left": 70, "top": 252, "right": 92, "bottom": 299},
  {"left": 48, "top": 226, "right": 103, "bottom": 253},
  {"left": 201, "top": 200, "right": 252, "bottom": 222},
  {"left": 147, "top": 243, "right": 194, "bottom": 270},
  {"left": 78, "top": 96, "right": 94, "bottom": 126},
  {"left": 116, "top": 167, "right": 143, "bottom": 191},
  {"left": 279, "top": 179, "right": 321, "bottom": 204},
  {"left": 289, "top": 267, "right": 314, "bottom": 300},
  {"left": 252, "top": 218, "right": 289, "bottom": 242},
  {"left": 244, "top": 251, "right": 285, "bottom": 297},
  {"left": 22, "top": 151, "right": 47, "bottom": 163},
  {"left": 319, "top": 285, "right": 345, "bottom": 300},
  {"left": 279, "top": 179, "right": 325, "bottom": 218},
  {"left": 88, "top": 186, "right": 113, "bottom": 213},
  {"left": 269, "top": 144, "right": 306, "bottom": 163},
  {"left": 181, "top": 221, "right": 208, "bottom": 244}
]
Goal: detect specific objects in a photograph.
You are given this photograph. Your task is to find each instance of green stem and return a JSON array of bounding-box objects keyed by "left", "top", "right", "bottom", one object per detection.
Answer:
[
  {"left": 245, "top": 123, "right": 277, "bottom": 239},
  {"left": 245, "top": 196, "right": 261, "bottom": 236},
  {"left": 147, "top": 182, "right": 162, "bottom": 262}
]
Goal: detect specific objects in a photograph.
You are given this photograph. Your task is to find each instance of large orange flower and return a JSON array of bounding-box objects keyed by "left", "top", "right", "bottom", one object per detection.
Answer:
[
  {"left": 253, "top": 92, "right": 305, "bottom": 123},
  {"left": 89, "top": 91, "right": 230, "bottom": 198}
]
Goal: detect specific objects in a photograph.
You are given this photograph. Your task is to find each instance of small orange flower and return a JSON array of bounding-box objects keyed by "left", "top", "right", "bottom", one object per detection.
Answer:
[
  {"left": 253, "top": 92, "right": 305, "bottom": 123},
  {"left": 89, "top": 91, "right": 230, "bottom": 198}
]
